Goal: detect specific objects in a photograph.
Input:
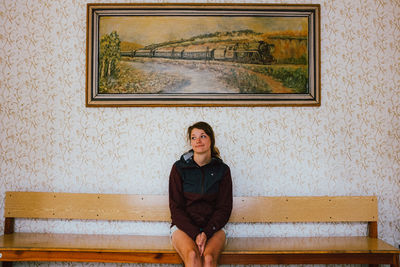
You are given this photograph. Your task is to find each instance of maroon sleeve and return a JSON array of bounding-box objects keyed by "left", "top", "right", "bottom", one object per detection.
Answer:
[
  {"left": 169, "top": 163, "right": 201, "bottom": 240},
  {"left": 203, "top": 166, "right": 233, "bottom": 239}
]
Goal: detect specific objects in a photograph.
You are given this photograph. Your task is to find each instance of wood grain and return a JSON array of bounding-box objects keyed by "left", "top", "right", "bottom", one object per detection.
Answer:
[
  {"left": 230, "top": 196, "right": 378, "bottom": 222},
  {"left": 4, "top": 192, "right": 378, "bottom": 223},
  {"left": 0, "top": 233, "right": 398, "bottom": 264},
  {"left": 0, "top": 234, "right": 398, "bottom": 254}
]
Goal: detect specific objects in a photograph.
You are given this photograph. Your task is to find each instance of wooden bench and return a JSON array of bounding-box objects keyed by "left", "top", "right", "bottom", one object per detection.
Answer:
[{"left": 0, "top": 191, "right": 399, "bottom": 266}]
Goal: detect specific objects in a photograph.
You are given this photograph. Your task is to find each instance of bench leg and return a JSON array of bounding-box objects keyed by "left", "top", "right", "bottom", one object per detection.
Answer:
[{"left": 392, "top": 254, "right": 399, "bottom": 267}]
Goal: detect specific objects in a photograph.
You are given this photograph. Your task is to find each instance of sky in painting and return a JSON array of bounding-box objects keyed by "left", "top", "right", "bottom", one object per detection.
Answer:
[{"left": 99, "top": 16, "right": 307, "bottom": 46}]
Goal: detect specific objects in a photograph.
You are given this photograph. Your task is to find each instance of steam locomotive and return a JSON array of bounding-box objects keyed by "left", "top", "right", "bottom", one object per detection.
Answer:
[{"left": 121, "top": 41, "right": 275, "bottom": 65}]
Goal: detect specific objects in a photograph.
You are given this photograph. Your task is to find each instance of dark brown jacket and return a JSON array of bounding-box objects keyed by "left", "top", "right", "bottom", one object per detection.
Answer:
[{"left": 169, "top": 150, "right": 233, "bottom": 240}]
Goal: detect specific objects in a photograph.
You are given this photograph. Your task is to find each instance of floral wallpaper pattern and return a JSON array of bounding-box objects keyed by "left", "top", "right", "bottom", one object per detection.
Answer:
[{"left": 0, "top": 0, "right": 399, "bottom": 266}]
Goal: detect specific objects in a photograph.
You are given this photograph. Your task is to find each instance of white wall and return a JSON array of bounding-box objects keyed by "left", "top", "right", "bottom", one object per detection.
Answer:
[{"left": 0, "top": 0, "right": 399, "bottom": 266}]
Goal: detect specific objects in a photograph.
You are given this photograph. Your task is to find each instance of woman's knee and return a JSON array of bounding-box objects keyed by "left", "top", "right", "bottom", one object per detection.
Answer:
[
  {"left": 184, "top": 248, "right": 201, "bottom": 265},
  {"left": 203, "top": 253, "right": 217, "bottom": 267}
]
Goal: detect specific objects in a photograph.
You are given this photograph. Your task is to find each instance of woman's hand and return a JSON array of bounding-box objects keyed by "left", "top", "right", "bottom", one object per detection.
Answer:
[{"left": 195, "top": 232, "right": 207, "bottom": 256}]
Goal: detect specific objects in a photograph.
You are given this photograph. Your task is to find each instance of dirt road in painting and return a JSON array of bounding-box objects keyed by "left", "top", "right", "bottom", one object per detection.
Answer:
[
  {"left": 127, "top": 60, "right": 240, "bottom": 94},
  {"left": 121, "top": 58, "right": 295, "bottom": 94}
]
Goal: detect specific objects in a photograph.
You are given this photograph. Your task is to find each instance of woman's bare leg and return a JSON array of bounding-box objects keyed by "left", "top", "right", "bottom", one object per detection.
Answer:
[
  {"left": 171, "top": 229, "right": 202, "bottom": 267},
  {"left": 202, "top": 230, "right": 226, "bottom": 267}
]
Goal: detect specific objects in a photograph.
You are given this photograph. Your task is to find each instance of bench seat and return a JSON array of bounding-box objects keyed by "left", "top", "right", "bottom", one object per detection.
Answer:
[{"left": 0, "top": 233, "right": 399, "bottom": 264}]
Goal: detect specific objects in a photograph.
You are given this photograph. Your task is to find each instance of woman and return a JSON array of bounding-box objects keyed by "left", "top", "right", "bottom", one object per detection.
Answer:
[{"left": 169, "top": 122, "right": 233, "bottom": 267}]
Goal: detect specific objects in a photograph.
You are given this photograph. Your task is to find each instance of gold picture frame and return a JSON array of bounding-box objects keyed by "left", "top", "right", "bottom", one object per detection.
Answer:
[{"left": 86, "top": 3, "right": 320, "bottom": 107}]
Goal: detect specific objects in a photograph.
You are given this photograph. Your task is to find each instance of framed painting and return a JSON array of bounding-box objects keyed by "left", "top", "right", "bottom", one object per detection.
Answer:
[{"left": 86, "top": 3, "right": 320, "bottom": 107}]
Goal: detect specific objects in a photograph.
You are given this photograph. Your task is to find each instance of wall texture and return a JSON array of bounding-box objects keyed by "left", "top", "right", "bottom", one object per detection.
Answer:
[{"left": 0, "top": 0, "right": 399, "bottom": 266}]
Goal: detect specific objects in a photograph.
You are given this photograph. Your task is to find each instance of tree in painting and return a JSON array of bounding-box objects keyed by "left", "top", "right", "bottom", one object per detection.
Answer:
[{"left": 99, "top": 31, "right": 121, "bottom": 92}]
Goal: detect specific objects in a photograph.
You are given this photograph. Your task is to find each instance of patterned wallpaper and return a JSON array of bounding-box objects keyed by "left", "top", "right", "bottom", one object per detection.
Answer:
[{"left": 0, "top": 0, "right": 399, "bottom": 266}]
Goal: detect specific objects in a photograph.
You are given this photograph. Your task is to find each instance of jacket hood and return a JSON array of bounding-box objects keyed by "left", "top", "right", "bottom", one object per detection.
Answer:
[{"left": 178, "top": 150, "right": 222, "bottom": 167}]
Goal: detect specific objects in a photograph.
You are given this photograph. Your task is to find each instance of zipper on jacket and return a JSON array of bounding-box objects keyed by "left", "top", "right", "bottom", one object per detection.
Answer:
[{"left": 201, "top": 167, "right": 205, "bottom": 194}]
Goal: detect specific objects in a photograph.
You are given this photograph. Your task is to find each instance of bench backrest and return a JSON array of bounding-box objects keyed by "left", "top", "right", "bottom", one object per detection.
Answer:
[{"left": 4, "top": 192, "right": 378, "bottom": 236}]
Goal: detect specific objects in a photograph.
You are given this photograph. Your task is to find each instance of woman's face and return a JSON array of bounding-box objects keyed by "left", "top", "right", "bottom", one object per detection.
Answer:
[{"left": 190, "top": 128, "right": 211, "bottom": 155}]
